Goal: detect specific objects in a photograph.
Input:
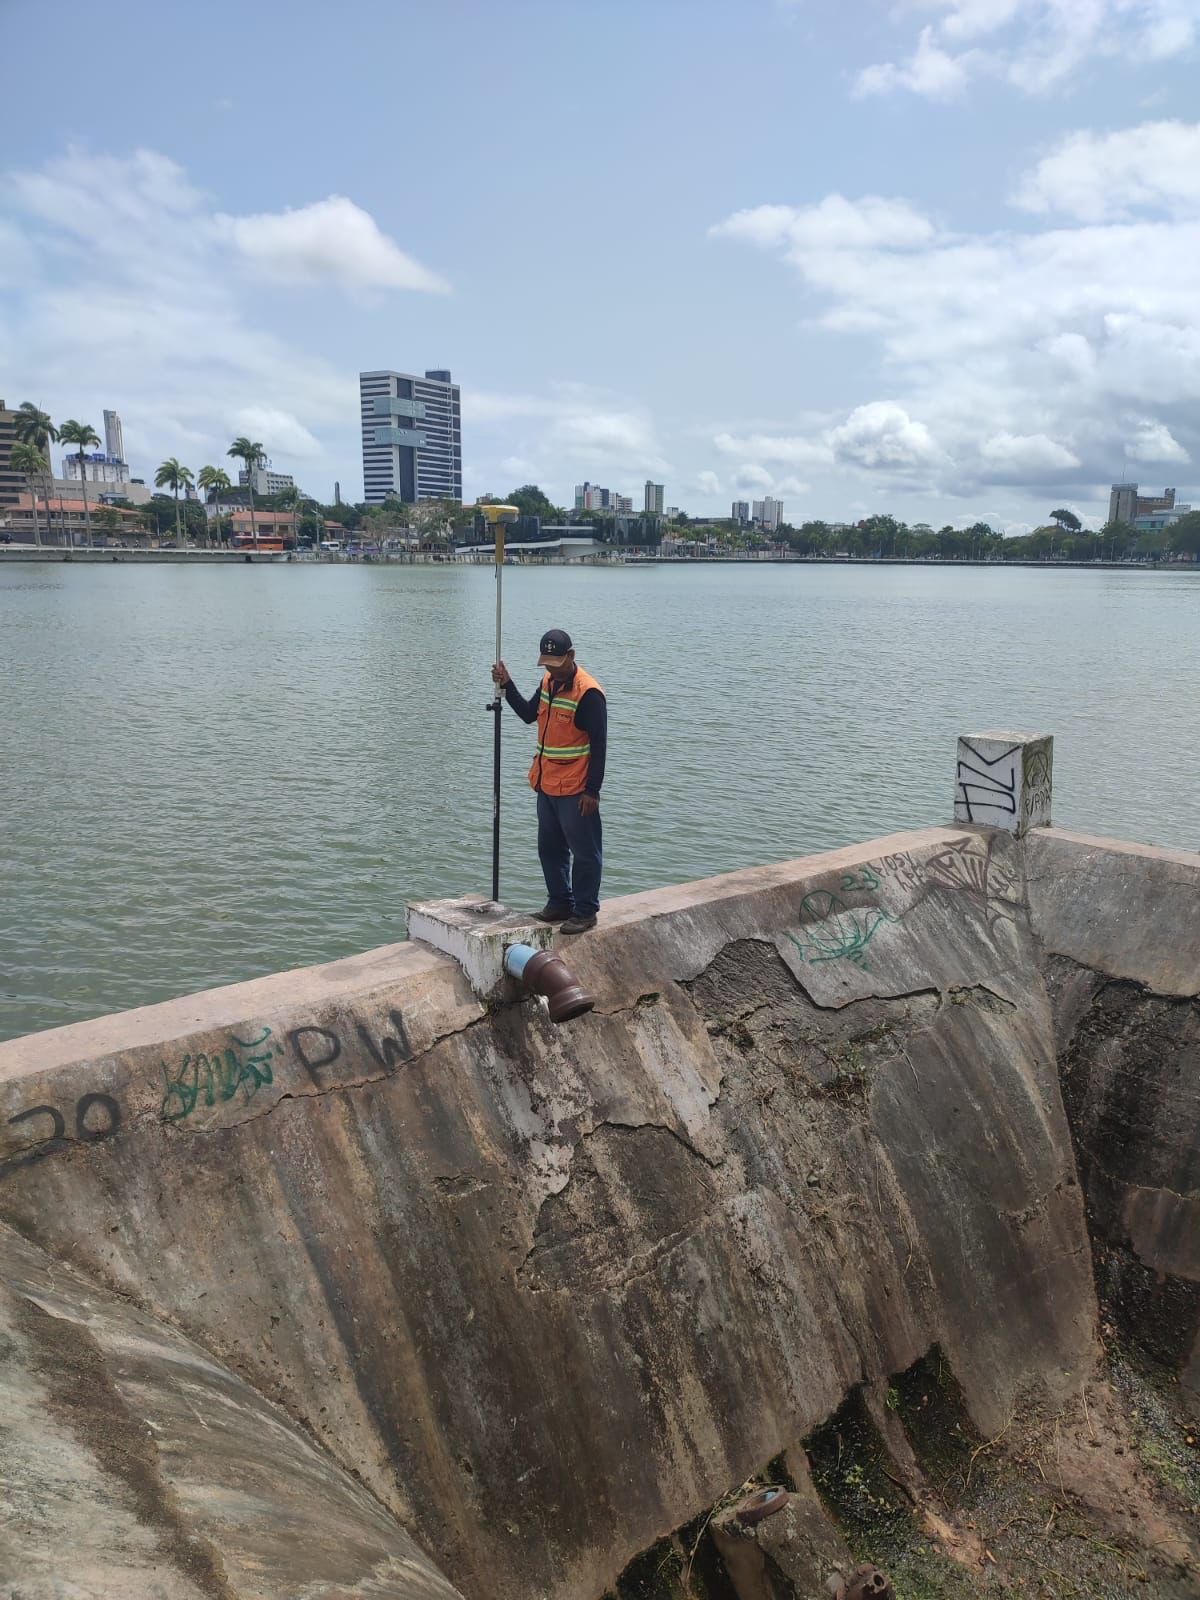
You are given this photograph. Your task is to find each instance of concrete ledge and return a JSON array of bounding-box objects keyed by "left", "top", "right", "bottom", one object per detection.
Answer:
[
  {"left": 0, "top": 937, "right": 456, "bottom": 1082},
  {"left": 405, "top": 896, "right": 555, "bottom": 997}
]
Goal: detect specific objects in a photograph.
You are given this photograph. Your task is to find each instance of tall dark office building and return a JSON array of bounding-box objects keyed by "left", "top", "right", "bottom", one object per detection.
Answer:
[{"left": 359, "top": 368, "right": 462, "bottom": 505}]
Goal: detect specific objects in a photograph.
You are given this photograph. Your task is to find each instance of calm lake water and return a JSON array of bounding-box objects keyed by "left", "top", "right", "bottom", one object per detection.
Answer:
[{"left": 2, "top": 559, "right": 1198, "bottom": 1042}]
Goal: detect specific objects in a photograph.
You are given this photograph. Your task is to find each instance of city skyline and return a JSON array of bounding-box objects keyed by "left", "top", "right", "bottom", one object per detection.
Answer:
[
  {"left": 3, "top": 385, "right": 1195, "bottom": 537},
  {"left": 1, "top": 2, "right": 1197, "bottom": 533}
]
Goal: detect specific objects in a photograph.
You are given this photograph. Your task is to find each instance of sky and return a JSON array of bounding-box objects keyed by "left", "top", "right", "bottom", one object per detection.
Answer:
[{"left": 1, "top": 0, "right": 1198, "bottom": 532}]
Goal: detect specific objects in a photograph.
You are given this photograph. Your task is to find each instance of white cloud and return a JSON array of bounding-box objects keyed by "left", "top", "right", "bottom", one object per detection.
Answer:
[
  {"left": 1014, "top": 121, "right": 1200, "bottom": 220},
  {"left": 934, "top": 0, "right": 1027, "bottom": 41},
  {"left": 696, "top": 470, "right": 722, "bottom": 496},
  {"left": 217, "top": 195, "right": 448, "bottom": 295},
  {"left": 828, "top": 402, "right": 945, "bottom": 469},
  {"left": 10, "top": 147, "right": 201, "bottom": 243},
  {"left": 552, "top": 411, "right": 654, "bottom": 456},
  {"left": 463, "top": 383, "right": 669, "bottom": 495},
  {"left": 713, "top": 430, "right": 832, "bottom": 465},
  {"left": 855, "top": 26, "right": 978, "bottom": 98},
  {"left": 466, "top": 390, "right": 664, "bottom": 465},
  {"left": 1126, "top": 419, "right": 1190, "bottom": 461},
  {"left": 979, "top": 431, "right": 1081, "bottom": 471},
  {"left": 712, "top": 194, "right": 934, "bottom": 253},
  {"left": 857, "top": 1, "right": 1197, "bottom": 99},
  {"left": 734, "top": 464, "right": 775, "bottom": 490},
  {"left": 230, "top": 407, "right": 322, "bottom": 459},
  {"left": 711, "top": 138, "right": 1200, "bottom": 497},
  {"left": 773, "top": 475, "right": 811, "bottom": 496},
  {"left": 465, "top": 391, "right": 560, "bottom": 424}
]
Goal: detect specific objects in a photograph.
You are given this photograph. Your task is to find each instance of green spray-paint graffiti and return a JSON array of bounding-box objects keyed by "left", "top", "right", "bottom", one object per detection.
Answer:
[
  {"left": 160, "top": 1026, "right": 276, "bottom": 1122},
  {"left": 785, "top": 891, "right": 900, "bottom": 971}
]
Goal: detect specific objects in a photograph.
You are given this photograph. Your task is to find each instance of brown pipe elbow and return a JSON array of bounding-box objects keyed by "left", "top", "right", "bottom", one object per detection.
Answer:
[{"left": 519, "top": 948, "right": 595, "bottom": 1024}]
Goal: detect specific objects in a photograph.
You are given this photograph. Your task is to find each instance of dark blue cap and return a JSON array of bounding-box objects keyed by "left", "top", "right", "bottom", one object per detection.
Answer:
[{"left": 538, "top": 628, "right": 573, "bottom": 660}]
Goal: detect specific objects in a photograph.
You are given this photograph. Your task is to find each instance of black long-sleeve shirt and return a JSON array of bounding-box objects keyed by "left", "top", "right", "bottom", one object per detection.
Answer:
[{"left": 504, "top": 673, "right": 607, "bottom": 796}]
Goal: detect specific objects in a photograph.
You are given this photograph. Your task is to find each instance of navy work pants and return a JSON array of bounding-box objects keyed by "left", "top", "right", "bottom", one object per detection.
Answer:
[{"left": 536, "top": 790, "right": 603, "bottom": 917}]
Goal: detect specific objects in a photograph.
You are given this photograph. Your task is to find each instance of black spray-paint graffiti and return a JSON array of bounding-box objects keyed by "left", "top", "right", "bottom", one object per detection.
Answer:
[
  {"left": 956, "top": 739, "right": 1019, "bottom": 822},
  {"left": 1021, "top": 743, "right": 1052, "bottom": 820},
  {"left": 160, "top": 1026, "right": 277, "bottom": 1122},
  {"left": 286, "top": 1011, "right": 413, "bottom": 1080},
  {"left": 785, "top": 890, "right": 901, "bottom": 971},
  {"left": 1, "top": 1092, "right": 122, "bottom": 1176},
  {"left": 839, "top": 865, "right": 881, "bottom": 894}
]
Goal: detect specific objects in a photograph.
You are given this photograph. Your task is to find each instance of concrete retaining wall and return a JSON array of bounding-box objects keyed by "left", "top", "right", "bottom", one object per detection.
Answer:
[
  {"left": 0, "top": 1219, "right": 464, "bottom": 1598},
  {"left": 0, "top": 823, "right": 1196, "bottom": 1597}
]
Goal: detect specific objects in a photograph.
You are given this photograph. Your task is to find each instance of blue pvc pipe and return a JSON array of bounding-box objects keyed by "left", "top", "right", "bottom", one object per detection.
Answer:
[{"left": 504, "top": 943, "right": 538, "bottom": 980}]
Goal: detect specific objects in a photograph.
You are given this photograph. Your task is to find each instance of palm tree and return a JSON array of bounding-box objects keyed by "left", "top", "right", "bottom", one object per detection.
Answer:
[
  {"left": 59, "top": 420, "right": 102, "bottom": 547},
  {"left": 154, "top": 458, "right": 194, "bottom": 545},
  {"left": 14, "top": 404, "right": 61, "bottom": 546},
  {"left": 14, "top": 402, "right": 57, "bottom": 455},
  {"left": 227, "top": 437, "right": 265, "bottom": 548},
  {"left": 196, "top": 465, "right": 232, "bottom": 549},
  {"left": 10, "top": 443, "right": 47, "bottom": 547},
  {"left": 275, "top": 484, "right": 302, "bottom": 549}
]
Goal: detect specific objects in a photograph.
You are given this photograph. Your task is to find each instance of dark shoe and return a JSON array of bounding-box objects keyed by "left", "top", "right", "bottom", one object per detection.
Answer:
[
  {"left": 559, "top": 914, "right": 597, "bottom": 935},
  {"left": 534, "top": 903, "right": 572, "bottom": 923}
]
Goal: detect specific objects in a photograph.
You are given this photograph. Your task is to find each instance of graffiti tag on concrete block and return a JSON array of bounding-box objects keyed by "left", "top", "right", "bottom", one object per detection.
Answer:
[
  {"left": 160, "top": 1026, "right": 276, "bottom": 1122},
  {"left": 1, "top": 1092, "right": 123, "bottom": 1176},
  {"left": 785, "top": 891, "right": 901, "bottom": 972}
]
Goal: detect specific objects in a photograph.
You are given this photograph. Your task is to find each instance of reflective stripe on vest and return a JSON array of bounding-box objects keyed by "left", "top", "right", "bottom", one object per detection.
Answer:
[{"left": 529, "top": 665, "right": 604, "bottom": 796}]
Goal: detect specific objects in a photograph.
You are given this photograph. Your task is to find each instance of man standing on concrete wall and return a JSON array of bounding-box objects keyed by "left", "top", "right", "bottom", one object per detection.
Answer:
[{"left": 492, "top": 629, "right": 606, "bottom": 933}]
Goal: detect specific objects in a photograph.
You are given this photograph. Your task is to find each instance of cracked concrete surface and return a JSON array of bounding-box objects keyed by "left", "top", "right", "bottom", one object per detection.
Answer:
[{"left": 0, "top": 823, "right": 1197, "bottom": 1599}]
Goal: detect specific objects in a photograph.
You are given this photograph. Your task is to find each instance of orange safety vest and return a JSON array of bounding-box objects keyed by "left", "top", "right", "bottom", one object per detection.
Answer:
[{"left": 528, "top": 666, "right": 604, "bottom": 796}]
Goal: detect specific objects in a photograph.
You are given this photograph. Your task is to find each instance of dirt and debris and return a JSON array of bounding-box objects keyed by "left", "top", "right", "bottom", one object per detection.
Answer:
[{"left": 604, "top": 1337, "right": 1199, "bottom": 1600}]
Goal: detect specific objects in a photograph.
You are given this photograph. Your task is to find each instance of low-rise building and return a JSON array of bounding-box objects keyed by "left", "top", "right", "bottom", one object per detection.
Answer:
[
  {"left": 63, "top": 451, "right": 131, "bottom": 485},
  {"left": 227, "top": 508, "right": 303, "bottom": 542},
  {"left": 51, "top": 475, "right": 151, "bottom": 506},
  {"left": 1132, "top": 504, "right": 1191, "bottom": 535},
  {"left": 460, "top": 531, "right": 609, "bottom": 560},
  {"left": 1, "top": 492, "right": 146, "bottom": 544}
]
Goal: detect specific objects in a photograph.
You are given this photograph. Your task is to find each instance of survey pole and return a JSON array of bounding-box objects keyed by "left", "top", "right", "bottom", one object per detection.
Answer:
[{"left": 479, "top": 504, "right": 519, "bottom": 903}]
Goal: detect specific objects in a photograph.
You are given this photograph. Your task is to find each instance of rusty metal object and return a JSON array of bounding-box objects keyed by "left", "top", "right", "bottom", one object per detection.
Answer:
[
  {"left": 826, "top": 1564, "right": 895, "bottom": 1600},
  {"left": 506, "top": 945, "right": 595, "bottom": 1024},
  {"left": 735, "top": 1486, "right": 790, "bottom": 1526}
]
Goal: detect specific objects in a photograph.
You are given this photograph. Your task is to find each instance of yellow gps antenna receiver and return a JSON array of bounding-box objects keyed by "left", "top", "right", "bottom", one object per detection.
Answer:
[{"left": 480, "top": 504, "right": 520, "bottom": 903}]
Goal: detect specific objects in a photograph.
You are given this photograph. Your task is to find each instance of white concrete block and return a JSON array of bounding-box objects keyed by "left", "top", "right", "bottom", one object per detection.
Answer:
[
  {"left": 954, "top": 731, "right": 1053, "bottom": 837},
  {"left": 405, "top": 896, "right": 555, "bottom": 997}
]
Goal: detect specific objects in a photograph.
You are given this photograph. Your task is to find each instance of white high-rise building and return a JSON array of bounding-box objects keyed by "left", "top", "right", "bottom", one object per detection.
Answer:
[
  {"left": 360, "top": 368, "right": 462, "bottom": 504},
  {"left": 238, "top": 465, "right": 295, "bottom": 496},
  {"left": 752, "top": 497, "right": 783, "bottom": 532},
  {"left": 644, "top": 480, "right": 664, "bottom": 515},
  {"left": 103, "top": 408, "right": 125, "bottom": 463}
]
